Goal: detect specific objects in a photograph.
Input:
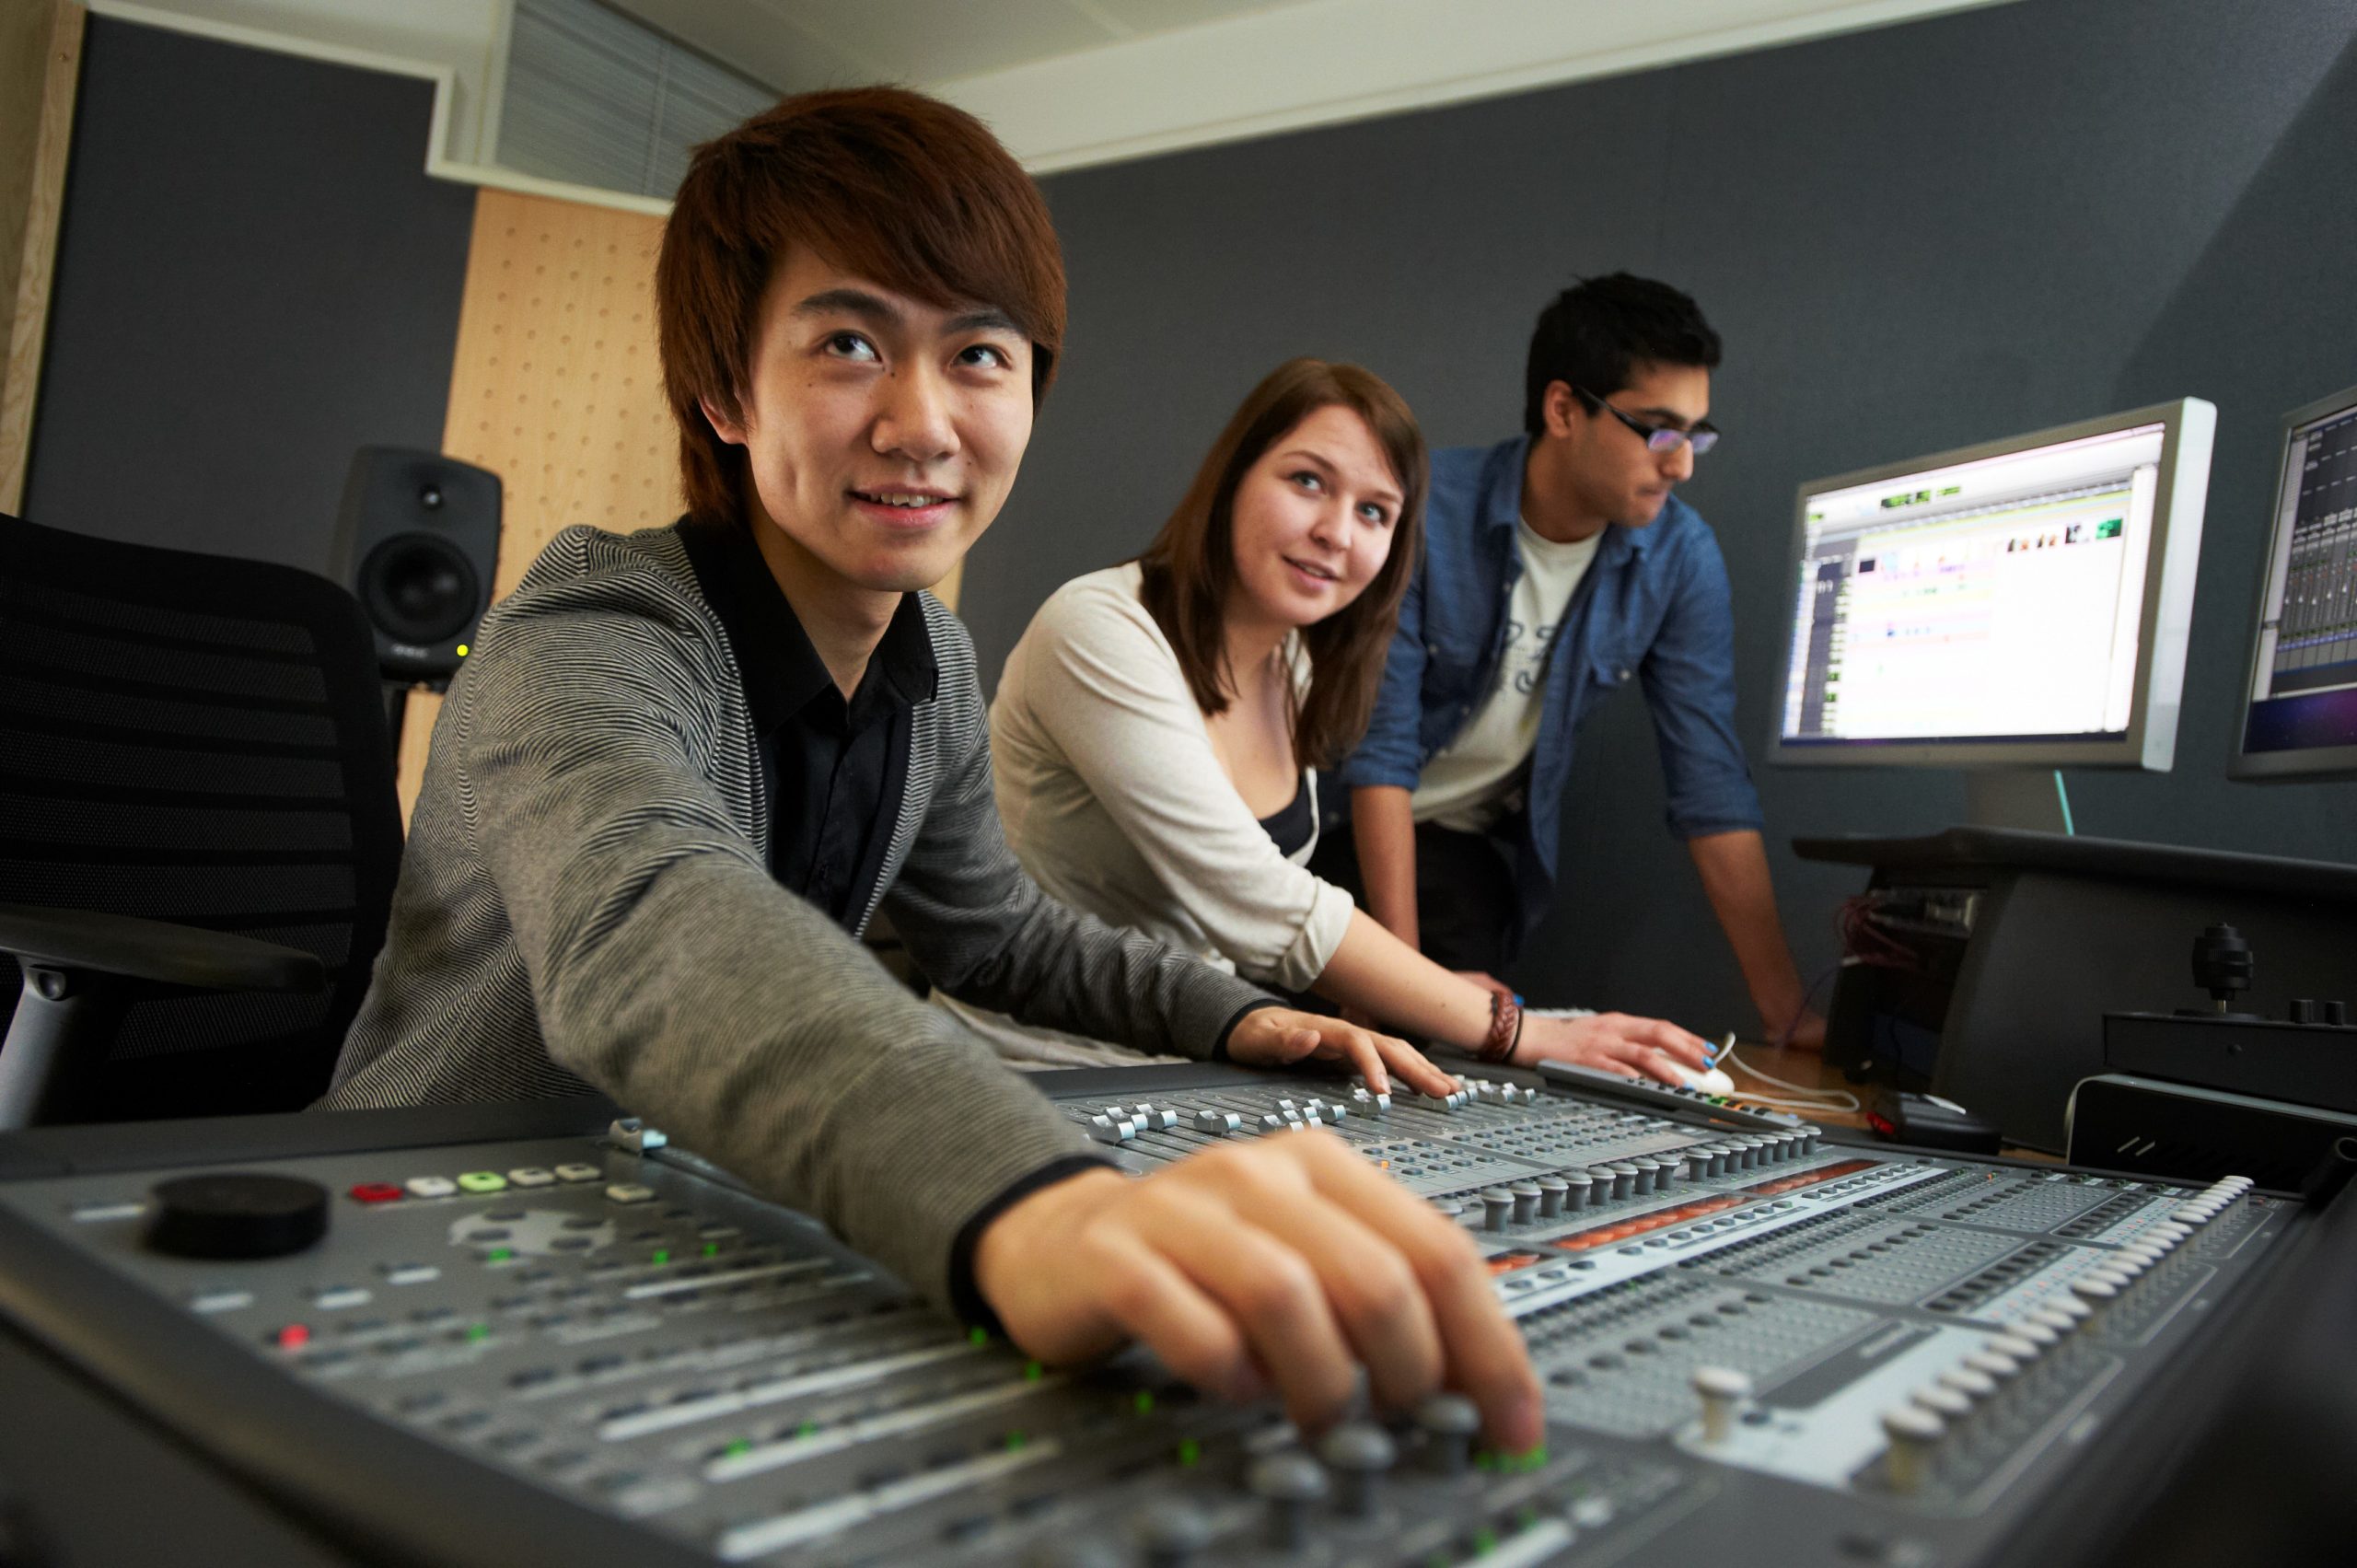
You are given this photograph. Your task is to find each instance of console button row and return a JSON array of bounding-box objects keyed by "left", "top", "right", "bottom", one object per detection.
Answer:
[{"left": 353, "top": 1164, "right": 605, "bottom": 1206}]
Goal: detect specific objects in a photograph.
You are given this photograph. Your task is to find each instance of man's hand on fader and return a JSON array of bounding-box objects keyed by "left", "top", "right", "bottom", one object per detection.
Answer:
[{"left": 973, "top": 1132, "right": 1545, "bottom": 1453}]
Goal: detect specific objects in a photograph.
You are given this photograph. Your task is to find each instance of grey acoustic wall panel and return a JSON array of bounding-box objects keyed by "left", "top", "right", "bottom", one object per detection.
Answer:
[
  {"left": 23, "top": 17, "right": 475, "bottom": 581},
  {"left": 967, "top": 0, "right": 2357, "bottom": 1031}
]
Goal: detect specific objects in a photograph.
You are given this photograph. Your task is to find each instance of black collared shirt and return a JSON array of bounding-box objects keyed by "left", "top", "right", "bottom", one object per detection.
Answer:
[{"left": 678, "top": 517, "right": 937, "bottom": 929}]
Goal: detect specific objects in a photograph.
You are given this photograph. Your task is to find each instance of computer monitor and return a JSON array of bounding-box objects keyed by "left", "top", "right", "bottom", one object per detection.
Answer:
[
  {"left": 2229, "top": 384, "right": 2357, "bottom": 783},
  {"left": 1771, "top": 399, "right": 2216, "bottom": 831}
]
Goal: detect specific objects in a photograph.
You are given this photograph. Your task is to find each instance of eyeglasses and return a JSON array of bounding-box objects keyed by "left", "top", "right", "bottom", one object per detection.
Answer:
[{"left": 1574, "top": 387, "right": 1720, "bottom": 456}]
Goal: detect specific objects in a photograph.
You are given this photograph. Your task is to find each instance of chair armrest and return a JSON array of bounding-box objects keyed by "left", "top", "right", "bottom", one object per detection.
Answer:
[{"left": 0, "top": 904, "right": 324, "bottom": 993}]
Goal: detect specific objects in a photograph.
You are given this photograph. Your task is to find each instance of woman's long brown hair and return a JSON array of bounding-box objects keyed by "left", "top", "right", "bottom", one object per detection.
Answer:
[{"left": 1135, "top": 358, "right": 1427, "bottom": 770}]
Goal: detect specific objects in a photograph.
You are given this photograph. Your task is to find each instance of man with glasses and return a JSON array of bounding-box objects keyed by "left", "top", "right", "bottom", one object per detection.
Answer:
[{"left": 1318, "top": 273, "right": 1825, "bottom": 1051}]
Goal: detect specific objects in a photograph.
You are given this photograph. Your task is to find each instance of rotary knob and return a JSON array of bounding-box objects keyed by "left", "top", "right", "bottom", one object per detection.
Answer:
[{"left": 145, "top": 1172, "right": 329, "bottom": 1260}]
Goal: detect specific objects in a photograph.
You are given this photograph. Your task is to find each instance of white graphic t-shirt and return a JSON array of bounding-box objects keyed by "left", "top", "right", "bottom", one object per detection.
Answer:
[{"left": 1411, "top": 520, "right": 1604, "bottom": 832}]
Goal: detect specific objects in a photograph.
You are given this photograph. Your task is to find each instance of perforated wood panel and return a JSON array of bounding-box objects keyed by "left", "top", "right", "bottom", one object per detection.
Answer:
[
  {"left": 442, "top": 187, "right": 677, "bottom": 593},
  {"left": 399, "top": 187, "right": 674, "bottom": 824}
]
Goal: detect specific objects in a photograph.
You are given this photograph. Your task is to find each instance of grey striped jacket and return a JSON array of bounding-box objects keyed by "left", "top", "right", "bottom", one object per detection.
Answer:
[{"left": 323, "top": 522, "right": 1269, "bottom": 1307}]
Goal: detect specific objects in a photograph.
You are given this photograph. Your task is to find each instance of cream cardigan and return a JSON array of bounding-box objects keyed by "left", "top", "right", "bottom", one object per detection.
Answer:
[{"left": 946, "top": 563, "right": 1357, "bottom": 1067}]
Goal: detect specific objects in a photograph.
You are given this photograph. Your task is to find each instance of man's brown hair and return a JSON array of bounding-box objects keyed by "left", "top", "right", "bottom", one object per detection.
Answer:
[
  {"left": 1136, "top": 359, "right": 1428, "bottom": 770},
  {"left": 657, "top": 87, "right": 1067, "bottom": 527}
]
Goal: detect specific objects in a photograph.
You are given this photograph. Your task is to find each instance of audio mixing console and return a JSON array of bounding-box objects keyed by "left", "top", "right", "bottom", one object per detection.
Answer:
[{"left": 0, "top": 1062, "right": 2318, "bottom": 1568}]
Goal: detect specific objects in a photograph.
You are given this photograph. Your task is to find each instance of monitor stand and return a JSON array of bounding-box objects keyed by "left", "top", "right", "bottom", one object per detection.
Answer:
[{"left": 1964, "top": 768, "right": 2073, "bottom": 835}]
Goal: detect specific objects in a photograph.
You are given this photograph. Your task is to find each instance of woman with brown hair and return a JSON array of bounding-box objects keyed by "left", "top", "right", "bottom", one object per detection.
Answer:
[{"left": 964, "top": 358, "right": 1714, "bottom": 1081}]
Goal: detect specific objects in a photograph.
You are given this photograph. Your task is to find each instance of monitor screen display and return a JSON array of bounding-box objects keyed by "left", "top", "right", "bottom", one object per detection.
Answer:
[
  {"left": 1779, "top": 422, "right": 2173, "bottom": 752},
  {"left": 2234, "top": 387, "right": 2357, "bottom": 779}
]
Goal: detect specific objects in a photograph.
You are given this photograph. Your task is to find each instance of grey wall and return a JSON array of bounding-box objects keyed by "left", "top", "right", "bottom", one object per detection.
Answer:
[
  {"left": 23, "top": 17, "right": 475, "bottom": 578},
  {"left": 957, "top": 0, "right": 2357, "bottom": 1033}
]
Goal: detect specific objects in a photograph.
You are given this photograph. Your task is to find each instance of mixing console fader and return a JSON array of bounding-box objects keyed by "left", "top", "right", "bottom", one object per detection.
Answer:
[{"left": 0, "top": 1063, "right": 2316, "bottom": 1568}]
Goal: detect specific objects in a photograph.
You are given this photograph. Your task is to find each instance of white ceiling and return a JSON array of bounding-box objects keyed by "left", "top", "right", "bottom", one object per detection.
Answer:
[
  {"left": 98, "top": 0, "right": 2024, "bottom": 178},
  {"left": 610, "top": 0, "right": 2021, "bottom": 172},
  {"left": 608, "top": 0, "right": 1321, "bottom": 91}
]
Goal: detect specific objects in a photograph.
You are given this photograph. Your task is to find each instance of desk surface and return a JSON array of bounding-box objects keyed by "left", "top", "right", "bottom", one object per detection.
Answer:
[{"left": 1722, "top": 1039, "right": 2057, "bottom": 1161}]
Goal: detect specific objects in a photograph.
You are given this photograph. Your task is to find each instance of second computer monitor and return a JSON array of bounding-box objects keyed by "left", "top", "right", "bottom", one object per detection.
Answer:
[
  {"left": 2229, "top": 384, "right": 2357, "bottom": 782},
  {"left": 1772, "top": 399, "right": 2215, "bottom": 778}
]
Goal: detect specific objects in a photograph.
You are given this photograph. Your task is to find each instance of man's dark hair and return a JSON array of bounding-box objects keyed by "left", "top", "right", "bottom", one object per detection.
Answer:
[{"left": 1523, "top": 273, "right": 1721, "bottom": 436}]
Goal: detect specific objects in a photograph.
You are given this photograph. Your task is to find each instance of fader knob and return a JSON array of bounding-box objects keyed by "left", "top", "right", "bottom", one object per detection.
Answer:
[
  {"left": 1561, "top": 1172, "right": 1594, "bottom": 1209},
  {"left": 1536, "top": 1178, "right": 1570, "bottom": 1219},
  {"left": 1037, "top": 1546, "right": 1125, "bottom": 1568},
  {"left": 145, "top": 1172, "right": 328, "bottom": 1260},
  {"left": 1136, "top": 1500, "right": 1214, "bottom": 1568},
  {"left": 1480, "top": 1189, "right": 1515, "bottom": 1231},
  {"left": 1881, "top": 1406, "right": 1945, "bottom": 1495},
  {"left": 1509, "top": 1182, "right": 1542, "bottom": 1225},
  {"left": 1692, "top": 1365, "right": 1751, "bottom": 1444},
  {"left": 1320, "top": 1423, "right": 1397, "bottom": 1516},
  {"left": 1248, "top": 1453, "right": 1328, "bottom": 1551},
  {"left": 1415, "top": 1392, "right": 1481, "bottom": 1475}
]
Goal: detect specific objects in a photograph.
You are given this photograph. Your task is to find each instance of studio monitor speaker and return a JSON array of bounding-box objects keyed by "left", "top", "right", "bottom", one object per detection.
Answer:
[{"left": 331, "top": 447, "right": 502, "bottom": 684}]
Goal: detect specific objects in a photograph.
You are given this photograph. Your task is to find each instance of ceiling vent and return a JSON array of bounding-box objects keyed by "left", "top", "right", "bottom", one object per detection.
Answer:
[{"left": 493, "top": 0, "right": 773, "bottom": 201}]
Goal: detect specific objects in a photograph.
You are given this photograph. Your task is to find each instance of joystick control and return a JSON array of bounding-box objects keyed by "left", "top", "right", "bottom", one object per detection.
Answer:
[
  {"left": 145, "top": 1173, "right": 328, "bottom": 1260},
  {"left": 2189, "top": 923, "right": 2258, "bottom": 1017}
]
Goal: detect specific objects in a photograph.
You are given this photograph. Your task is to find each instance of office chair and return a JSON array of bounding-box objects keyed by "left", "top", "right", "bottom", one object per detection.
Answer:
[{"left": 0, "top": 514, "right": 403, "bottom": 1125}]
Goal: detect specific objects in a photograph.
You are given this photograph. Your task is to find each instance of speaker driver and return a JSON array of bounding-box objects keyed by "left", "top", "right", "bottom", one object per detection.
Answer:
[
  {"left": 357, "top": 535, "right": 481, "bottom": 646},
  {"left": 329, "top": 447, "right": 503, "bottom": 685}
]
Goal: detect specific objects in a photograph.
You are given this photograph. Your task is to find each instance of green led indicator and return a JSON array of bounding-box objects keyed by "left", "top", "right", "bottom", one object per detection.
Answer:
[
  {"left": 466, "top": 1323, "right": 488, "bottom": 1342},
  {"left": 650, "top": 1249, "right": 668, "bottom": 1265},
  {"left": 725, "top": 1439, "right": 750, "bottom": 1458},
  {"left": 1132, "top": 1390, "right": 1155, "bottom": 1415},
  {"left": 797, "top": 1421, "right": 818, "bottom": 1439},
  {"left": 1004, "top": 1429, "right": 1028, "bottom": 1451},
  {"left": 702, "top": 1241, "right": 719, "bottom": 1257},
  {"left": 969, "top": 1326, "right": 989, "bottom": 1346},
  {"left": 1024, "top": 1361, "right": 1043, "bottom": 1382},
  {"left": 487, "top": 1247, "right": 512, "bottom": 1263},
  {"left": 1473, "top": 1526, "right": 1498, "bottom": 1553},
  {"left": 1176, "top": 1437, "right": 1201, "bottom": 1468}
]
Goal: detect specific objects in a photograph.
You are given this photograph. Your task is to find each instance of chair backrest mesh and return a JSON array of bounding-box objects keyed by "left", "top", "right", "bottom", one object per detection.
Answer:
[{"left": 0, "top": 515, "right": 402, "bottom": 1119}]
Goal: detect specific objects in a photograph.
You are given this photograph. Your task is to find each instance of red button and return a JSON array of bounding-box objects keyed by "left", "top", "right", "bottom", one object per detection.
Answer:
[
  {"left": 272, "top": 1324, "right": 311, "bottom": 1350},
  {"left": 349, "top": 1182, "right": 404, "bottom": 1204}
]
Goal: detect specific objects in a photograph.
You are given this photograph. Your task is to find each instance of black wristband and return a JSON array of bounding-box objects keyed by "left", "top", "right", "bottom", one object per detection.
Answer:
[
  {"left": 946, "top": 1154, "right": 1120, "bottom": 1335},
  {"left": 1212, "top": 996, "right": 1283, "bottom": 1063}
]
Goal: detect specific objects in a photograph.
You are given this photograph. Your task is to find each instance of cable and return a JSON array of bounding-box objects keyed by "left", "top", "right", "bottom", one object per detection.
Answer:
[{"left": 1723, "top": 1043, "right": 1862, "bottom": 1114}]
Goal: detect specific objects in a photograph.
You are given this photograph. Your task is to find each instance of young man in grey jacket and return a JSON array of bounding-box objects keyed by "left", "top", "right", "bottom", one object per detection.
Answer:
[{"left": 323, "top": 87, "right": 1540, "bottom": 1451}]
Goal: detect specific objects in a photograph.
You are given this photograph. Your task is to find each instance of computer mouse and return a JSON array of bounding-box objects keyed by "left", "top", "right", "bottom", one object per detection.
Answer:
[{"left": 1683, "top": 1066, "right": 1736, "bottom": 1096}]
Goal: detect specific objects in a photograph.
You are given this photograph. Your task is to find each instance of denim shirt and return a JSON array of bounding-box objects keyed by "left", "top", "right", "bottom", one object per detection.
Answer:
[{"left": 1336, "top": 436, "right": 1764, "bottom": 940}]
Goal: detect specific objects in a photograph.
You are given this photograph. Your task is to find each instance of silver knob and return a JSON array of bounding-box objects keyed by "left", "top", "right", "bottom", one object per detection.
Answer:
[
  {"left": 1248, "top": 1452, "right": 1328, "bottom": 1551},
  {"left": 1319, "top": 1422, "right": 1396, "bottom": 1516},
  {"left": 1415, "top": 1392, "right": 1481, "bottom": 1475}
]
